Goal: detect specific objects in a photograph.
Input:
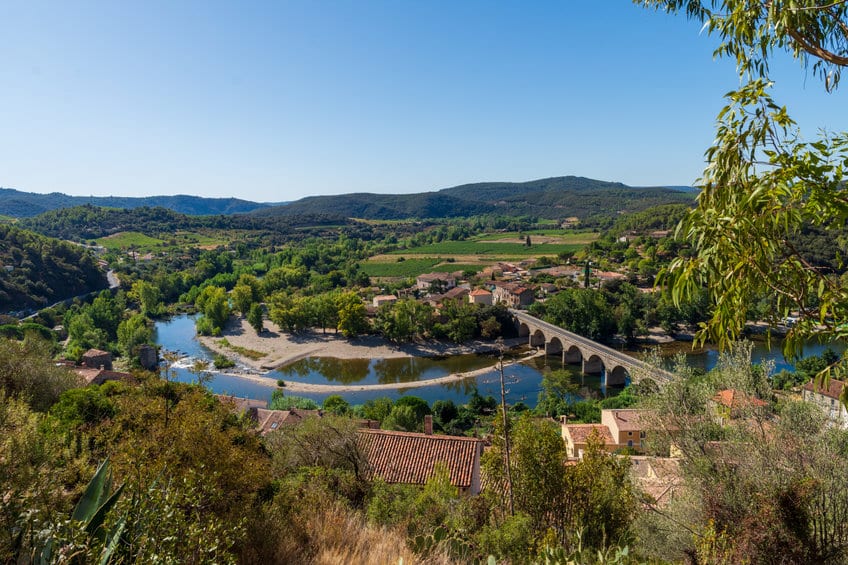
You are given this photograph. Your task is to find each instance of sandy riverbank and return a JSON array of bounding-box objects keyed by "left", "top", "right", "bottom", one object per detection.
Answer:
[
  {"left": 213, "top": 359, "right": 539, "bottom": 394},
  {"left": 194, "top": 318, "right": 528, "bottom": 392}
]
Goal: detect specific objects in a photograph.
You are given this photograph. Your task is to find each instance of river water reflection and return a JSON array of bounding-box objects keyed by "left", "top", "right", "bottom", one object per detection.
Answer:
[{"left": 153, "top": 314, "right": 837, "bottom": 408}]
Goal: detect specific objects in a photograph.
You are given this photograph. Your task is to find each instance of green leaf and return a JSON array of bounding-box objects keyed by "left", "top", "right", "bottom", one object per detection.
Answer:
[
  {"left": 72, "top": 458, "right": 113, "bottom": 523},
  {"left": 99, "top": 517, "right": 126, "bottom": 565},
  {"left": 86, "top": 483, "right": 125, "bottom": 541}
]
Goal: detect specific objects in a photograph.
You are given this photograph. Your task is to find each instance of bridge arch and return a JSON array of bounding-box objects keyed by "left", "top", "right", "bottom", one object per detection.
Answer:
[
  {"left": 546, "top": 336, "right": 564, "bottom": 356},
  {"left": 583, "top": 354, "right": 604, "bottom": 375},
  {"left": 564, "top": 344, "right": 583, "bottom": 364},
  {"left": 517, "top": 322, "right": 530, "bottom": 338},
  {"left": 607, "top": 365, "right": 629, "bottom": 387},
  {"left": 530, "top": 329, "right": 546, "bottom": 348}
]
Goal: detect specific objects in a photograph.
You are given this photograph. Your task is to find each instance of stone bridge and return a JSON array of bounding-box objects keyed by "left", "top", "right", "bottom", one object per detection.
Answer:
[{"left": 509, "top": 309, "right": 674, "bottom": 387}]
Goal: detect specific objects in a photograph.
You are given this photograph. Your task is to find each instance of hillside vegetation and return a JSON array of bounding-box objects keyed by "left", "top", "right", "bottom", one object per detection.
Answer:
[
  {"left": 6, "top": 177, "right": 694, "bottom": 228},
  {"left": 18, "top": 204, "right": 353, "bottom": 243},
  {"left": 0, "top": 187, "right": 273, "bottom": 217},
  {"left": 0, "top": 225, "right": 107, "bottom": 314},
  {"left": 255, "top": 176, "right": 694, "bottom": 223}
]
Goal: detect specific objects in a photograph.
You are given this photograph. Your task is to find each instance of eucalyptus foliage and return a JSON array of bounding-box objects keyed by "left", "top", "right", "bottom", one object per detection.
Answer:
[{"left": 639, "top": 1, "right": 848, "bottom": 398}]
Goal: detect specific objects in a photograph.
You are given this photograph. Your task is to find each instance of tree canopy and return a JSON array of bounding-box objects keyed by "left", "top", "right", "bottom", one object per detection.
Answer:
[{"left": 639, "top": 1, "right": 848, "bottom": 396}]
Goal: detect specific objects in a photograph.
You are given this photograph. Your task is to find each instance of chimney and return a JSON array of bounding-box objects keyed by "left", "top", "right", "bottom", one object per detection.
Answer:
[{"left": 424, "top": 414, "right": 433, "bottom": 435}]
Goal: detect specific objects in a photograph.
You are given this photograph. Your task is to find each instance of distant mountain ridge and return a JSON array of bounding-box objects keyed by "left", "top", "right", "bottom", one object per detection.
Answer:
[
  {"left": 0, "top": 188, "right": 276, "bottom": 217},
  {"left": 0, "top": 176, "right": 695, "bottom": 221},
  {"left": 255, "top": 176, "right": 695, "bottom": 222}
]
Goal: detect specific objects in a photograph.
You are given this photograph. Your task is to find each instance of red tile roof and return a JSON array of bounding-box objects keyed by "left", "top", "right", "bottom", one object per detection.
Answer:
[
  {"left": 564, "top": 424, "right": 615, "bottom": 445},
  {"left": 71, "top": 367, "right": 134, "bottom": 385},
  {"left": 469, "top": 289, "right": 492, "bottom": 296},
  {"left": 442, "top": 287, "right": 469, "bottom": 300},
  {"left": 711, "top": 389, "right": 768, "bottom": 409},
  {"left": 253, "top": 408, "right": 323, "bottom": 435},
  {"left": 357, "top": 429, "right": 482, "bottom": 489},
  {"left": 608, "top": 409, "right": 648, "bottom": 431},
  {"left": 803, "top": 378, "right": 845, "bottom": 400},
  {"left": 630, "top": 456, "right": 682, "bottom": 507}
]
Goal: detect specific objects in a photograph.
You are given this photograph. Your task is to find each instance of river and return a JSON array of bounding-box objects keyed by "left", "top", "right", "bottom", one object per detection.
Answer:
[{"left": 153, "top": 314, "right": 840, "bottom": 408}]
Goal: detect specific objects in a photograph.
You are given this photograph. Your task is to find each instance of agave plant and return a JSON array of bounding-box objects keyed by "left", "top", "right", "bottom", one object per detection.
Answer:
[{"left": 36, "top": 458, "right": 126, "bottom": 565}]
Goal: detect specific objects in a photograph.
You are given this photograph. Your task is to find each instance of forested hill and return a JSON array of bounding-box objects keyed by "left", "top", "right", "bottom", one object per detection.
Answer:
[
  {"left": 0, "top": 187, "right": 273, "bottom": 217},
  {"left": 0, "top": 225, "right": 107, "bottom": 314},
  {"left": 250, "top": 192, "right": 495, "bottom": 220},
  {"left": 255, "top": 176, "right": 695, "bottom": 222},
  {"left": 19, "top": 205, "right": 352, "bottom": 241},
  {"left": 2, "top": 176, "right": 694, "bottom": 223}
]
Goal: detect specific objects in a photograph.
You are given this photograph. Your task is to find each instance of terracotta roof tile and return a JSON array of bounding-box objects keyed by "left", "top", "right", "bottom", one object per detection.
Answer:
[
  {"left": 803, "top": 378, "right": 845, "bottom": 400},
  {"left": 609, "top": 409, "right": 647, "bottom": 431},
  {"left": 564, "top": 424, "right": 615, "bottom": 445},
  {"left": 630, "top": 456, "right": 682, "bottom": 507},
  {"left": 71, "top": 367, "right": 134, "bottom": 385},
  {"left": 469, "top": 289, "right": 492, "bottom": 296},
  {"left": 711, "top": 389, "right": 768, "bottom": 409},
  {"left": 254, "top": 408, "right": 324, "bottom": 435},
  {"left": 442, "top": 287, "right": 469, "bottom": 300},
  {"left": 357, "top": 429, "right": 482, "bottom": 489}
]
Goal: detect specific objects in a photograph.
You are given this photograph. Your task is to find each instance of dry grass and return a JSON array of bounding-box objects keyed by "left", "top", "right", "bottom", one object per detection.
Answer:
[
  {"left": 309, "top": 504, "right": 453, "bottom": 565},
  {"left": 238, "top": 496, "right": 457, "bottom": 565}
]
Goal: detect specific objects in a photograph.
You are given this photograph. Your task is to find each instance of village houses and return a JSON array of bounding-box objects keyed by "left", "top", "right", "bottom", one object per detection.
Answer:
[
  {"left": 489, "top": 281, "right": 534, "bottom": 308},
  {"left": 561, "top": 409, "right": 653, "bottom": 459}
]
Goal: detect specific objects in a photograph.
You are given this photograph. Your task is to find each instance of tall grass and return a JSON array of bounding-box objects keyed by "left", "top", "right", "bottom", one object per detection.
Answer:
[{"left": 309, "top": 505, "right": 449, "bottom": 564}]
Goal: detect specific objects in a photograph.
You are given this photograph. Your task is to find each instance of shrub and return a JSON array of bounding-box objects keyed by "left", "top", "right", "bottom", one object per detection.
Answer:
[{"left": 213, "top": 354, "right": 235, "bottom": 370}]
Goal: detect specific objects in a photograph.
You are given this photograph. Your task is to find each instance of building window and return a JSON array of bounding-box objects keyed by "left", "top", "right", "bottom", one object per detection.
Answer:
[
  {"left": 640, "top": 431, "right": 646, "bottom": 439},
  {"left": 627, "top": 440, "right": 633, "bottom": 447}
]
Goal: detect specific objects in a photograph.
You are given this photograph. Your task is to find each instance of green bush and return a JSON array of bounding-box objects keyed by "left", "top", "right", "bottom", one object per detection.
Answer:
[{"left": 213, "top": 354, "right": 235, "bottom": 369}]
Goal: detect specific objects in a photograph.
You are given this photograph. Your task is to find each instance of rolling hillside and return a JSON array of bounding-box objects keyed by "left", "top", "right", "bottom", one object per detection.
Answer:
[
  {"left": 250, "top": 192, "right": 495, "bottom": 220},
  {"left": 254, "top": 176, "right": 695, "bottom": 222},
  {"left": 1, "top": 176, "right": 695, "bottom": 223},
  {"left": 0, "top": 187, "right": 274, "bottom": 217},
  {"left": 0, "top": 225, "right": 107, "bottom": 314}
]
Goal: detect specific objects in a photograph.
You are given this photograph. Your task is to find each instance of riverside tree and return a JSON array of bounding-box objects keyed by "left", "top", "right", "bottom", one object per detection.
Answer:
[{"left": 638, "top": 1, "right": 848, "bottom": 390}]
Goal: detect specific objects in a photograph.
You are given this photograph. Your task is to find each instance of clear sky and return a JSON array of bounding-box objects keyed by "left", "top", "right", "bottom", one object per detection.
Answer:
[{"left": 0, "top": 1, "right": 844, "bottom": 202}]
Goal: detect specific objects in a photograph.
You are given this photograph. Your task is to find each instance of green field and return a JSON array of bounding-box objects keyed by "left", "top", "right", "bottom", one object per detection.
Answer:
[
  {"left": 388, "top": 241, "right": 585, "bottom": 257},
  {"left": 96, "top": 231, "right": 164, "bottom": 250},
  {"left": 472, "top": 230, "right": 598, "bottom": 242},
  {"left": 359, "top": 258, "right": 442, "bottom": 277},
  {"left": 96, "top": 230, "right": 227, "bottom": 252}
]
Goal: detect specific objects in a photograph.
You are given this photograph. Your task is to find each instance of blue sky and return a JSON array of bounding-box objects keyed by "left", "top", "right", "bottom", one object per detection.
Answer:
[{"left": 0, "top": 1, "right": 844, "bottom": 202}]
